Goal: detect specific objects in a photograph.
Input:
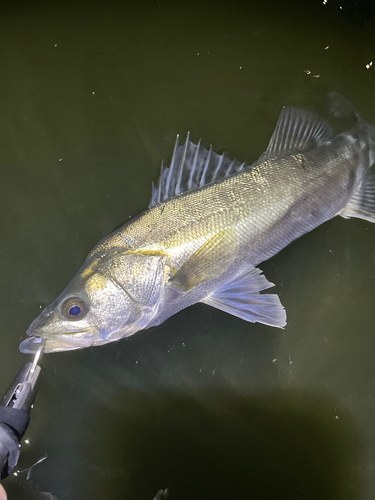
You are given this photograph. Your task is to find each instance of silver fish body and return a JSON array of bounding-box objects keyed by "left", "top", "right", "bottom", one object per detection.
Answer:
[{"left": 20, "top": 96, "right": 375, "bottom": 353}]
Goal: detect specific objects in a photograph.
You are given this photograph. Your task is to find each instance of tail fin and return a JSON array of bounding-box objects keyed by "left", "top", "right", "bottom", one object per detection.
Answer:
[
  {"left": 328, "top": 92, "right": 361, "bottom": 122},
  {"left": 339, "top": 165, "right": 375, "bottom": 223},
  {"left": 333, "top": 92, "right": 375, "bottom": 224}
]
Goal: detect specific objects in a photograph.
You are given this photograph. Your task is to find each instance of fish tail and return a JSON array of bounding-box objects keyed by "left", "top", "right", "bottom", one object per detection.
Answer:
[
  {"left": 328, "top": 92, "right": 375, "bottom": 163},
  {"left": 328, "top": 92, "right": 361, "bottom": 122},
  {"left": 334, "top": 93, "right": 375, "bottom": 224}
]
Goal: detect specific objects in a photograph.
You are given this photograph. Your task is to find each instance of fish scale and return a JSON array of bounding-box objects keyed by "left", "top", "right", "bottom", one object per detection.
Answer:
[{"left": 106, "top": 146, "right": 351, "bottom": 268}]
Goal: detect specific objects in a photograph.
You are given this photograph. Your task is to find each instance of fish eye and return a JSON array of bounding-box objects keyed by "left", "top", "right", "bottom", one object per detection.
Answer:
[
  {"left": 69, "top": 305, "right": 82, "bottom": 316},
  {"left": 61, "top": 297, "right": 88, "bottom": 320}
]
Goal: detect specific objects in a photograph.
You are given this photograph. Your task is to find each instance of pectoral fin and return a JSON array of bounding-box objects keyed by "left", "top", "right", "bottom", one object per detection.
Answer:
[
  {"left": 202, "top": 266, "right": 286, "bottom": 328},
  {"left": 169, "top": 230, "right": 237, "bottom": 292},
  {"left": 339, "top": 165, "right": 375, "bottom": 223}
]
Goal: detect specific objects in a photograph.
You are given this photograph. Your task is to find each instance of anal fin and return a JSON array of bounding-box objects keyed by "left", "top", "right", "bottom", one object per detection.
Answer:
[
  {"left": 339, "top": 166, "right": 375, "bottom": 223},
  {"left": 202, "top": 267, "right": 286, "bottom": 328}
]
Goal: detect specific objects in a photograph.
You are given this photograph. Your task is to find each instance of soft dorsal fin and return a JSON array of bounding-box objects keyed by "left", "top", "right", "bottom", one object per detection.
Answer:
[
  {"left": 149, "top": 134, "right": 248, "bottom": 207},
  {"left": 262, "top": 106, "right": 334, "bottom": 160}
]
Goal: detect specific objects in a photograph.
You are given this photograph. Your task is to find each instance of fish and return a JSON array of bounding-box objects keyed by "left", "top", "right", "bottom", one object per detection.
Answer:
[{"left": 20, "top": 93, "right": 375, "bottom": 354}]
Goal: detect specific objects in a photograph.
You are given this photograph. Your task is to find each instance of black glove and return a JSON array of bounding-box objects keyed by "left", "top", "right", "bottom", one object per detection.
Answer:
[{"left": 0, "top": 361, "right": 41, "bottom": 480}]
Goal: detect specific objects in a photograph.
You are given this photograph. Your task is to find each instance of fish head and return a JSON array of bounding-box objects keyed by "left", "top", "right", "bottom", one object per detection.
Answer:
[{"left": 20, "top": 249, "right": 168, "bottom": 354}]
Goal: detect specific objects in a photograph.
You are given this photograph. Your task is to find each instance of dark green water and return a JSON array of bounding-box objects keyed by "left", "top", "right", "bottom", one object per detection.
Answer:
[{"left": 0, "top": 0, "right": 374, "bottom": 498}]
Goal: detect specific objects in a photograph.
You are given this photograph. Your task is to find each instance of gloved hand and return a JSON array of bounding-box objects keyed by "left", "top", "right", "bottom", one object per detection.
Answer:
[{"left": 0, "top": 343, "right": 43, "bottom": 483}]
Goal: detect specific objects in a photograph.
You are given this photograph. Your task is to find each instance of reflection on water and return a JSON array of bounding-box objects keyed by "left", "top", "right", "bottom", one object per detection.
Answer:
[{"left": 0, "top": 0, "right": 374, "bottom": 498}]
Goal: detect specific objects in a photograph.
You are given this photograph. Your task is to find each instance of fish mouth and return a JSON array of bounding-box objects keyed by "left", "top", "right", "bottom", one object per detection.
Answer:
[{"left": 19, "top": 328, "right": 98, "bottom": 354}]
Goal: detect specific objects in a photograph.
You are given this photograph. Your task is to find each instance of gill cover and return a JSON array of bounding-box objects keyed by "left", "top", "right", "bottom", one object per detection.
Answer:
[{"left": 104, "top": 250, "right": 168, "bottom": 306}]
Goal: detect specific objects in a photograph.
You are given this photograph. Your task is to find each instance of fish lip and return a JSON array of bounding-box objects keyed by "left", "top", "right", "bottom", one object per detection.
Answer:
[{"left": 19, "top": 327, "right": 98, "bottom": 354}]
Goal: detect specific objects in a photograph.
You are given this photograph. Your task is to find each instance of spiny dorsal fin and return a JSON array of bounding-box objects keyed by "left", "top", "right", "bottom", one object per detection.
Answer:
[
  {"left": 262, "top": 107, "right": 334, "bottom": 160},
  {"left": 149, "top": 134, "right": 248, "bottom": 207}
]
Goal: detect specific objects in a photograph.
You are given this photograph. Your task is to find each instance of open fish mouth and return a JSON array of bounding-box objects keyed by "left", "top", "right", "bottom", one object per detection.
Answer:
[{"left": 19, "top": 329, "right": 98, "bottom": 354}]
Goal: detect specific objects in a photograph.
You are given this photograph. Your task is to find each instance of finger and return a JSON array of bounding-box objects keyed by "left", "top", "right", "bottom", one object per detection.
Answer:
[{"left": 0, "top": 484, "right": 7, "bottom": 500}]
